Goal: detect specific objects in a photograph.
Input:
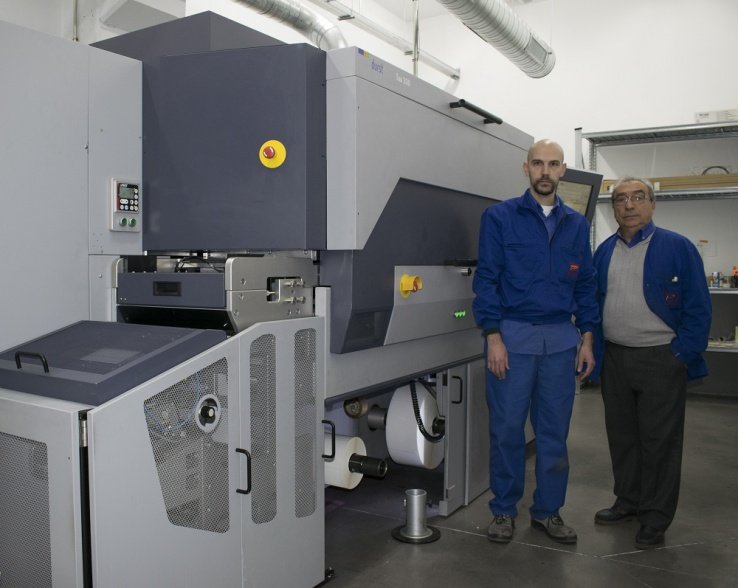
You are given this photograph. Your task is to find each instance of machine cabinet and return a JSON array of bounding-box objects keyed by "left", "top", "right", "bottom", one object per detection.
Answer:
[
  {"left": 437, "top": 359, "right": 489, "bottom": 516},
  {"left": 0, "top": 318, "right": 325, "bottom": 588},
  {"left": 437, "top": 364, "right": 468, "bottom": 516},
  {"left": 87, "top": 339, "right": 243, "bottom": 587},
  {"left": 700, "top": 289, "right": 738, "bottom": 397},
  {"left": 239, "top": 319, "right": 326, "bottom": 588},
  {"left": 0, "top": 391, "right": 89, "bottom": 588}
]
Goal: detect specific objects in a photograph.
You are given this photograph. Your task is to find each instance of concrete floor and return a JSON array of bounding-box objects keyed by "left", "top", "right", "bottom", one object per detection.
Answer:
[{"left": 324, "top": 390, "right": 738, "bottom": 587}]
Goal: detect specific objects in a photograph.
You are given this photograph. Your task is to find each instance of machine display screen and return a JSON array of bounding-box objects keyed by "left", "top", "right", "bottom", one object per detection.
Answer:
[
  {"left": 558, "top": 181, "right": 593, "bottom": 217},
  {"left": 556, "top": 168, "right": 603, "bottom": 223},
  {"left": 119, "top": 185, "right": 136, "bottom": 199}
]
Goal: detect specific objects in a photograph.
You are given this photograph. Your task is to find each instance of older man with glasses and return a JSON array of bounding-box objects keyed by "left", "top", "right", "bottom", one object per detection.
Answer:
[{"left": 591, "top": 176, "right": 711, "bottom": 549}]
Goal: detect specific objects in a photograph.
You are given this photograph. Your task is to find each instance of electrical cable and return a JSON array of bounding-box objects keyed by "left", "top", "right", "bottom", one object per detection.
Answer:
[
  {"left": 409, "top": 380, "right": 444, "bottom": 443},
  {"left": 174, "top": 256, "right": 224, "bottom": 273},
  {"left": 701, "top": 165, "right": 730, "bottom": 175}
]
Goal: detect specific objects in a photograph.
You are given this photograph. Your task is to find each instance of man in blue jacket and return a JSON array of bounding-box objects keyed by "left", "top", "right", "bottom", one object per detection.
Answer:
[
  {"left": 592, "top": 177, "right": 711, "bottom": 549},
  {"left": 472, "top": 139, "right": 598, "bottom": 545}
]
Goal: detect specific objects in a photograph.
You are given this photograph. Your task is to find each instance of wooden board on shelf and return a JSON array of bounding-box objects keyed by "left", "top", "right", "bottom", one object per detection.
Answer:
[{"left": 601, "top": 173, "right": 738, "bottom": 194}]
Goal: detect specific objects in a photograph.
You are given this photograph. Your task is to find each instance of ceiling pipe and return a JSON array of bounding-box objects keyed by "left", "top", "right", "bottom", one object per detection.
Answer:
[
  {"left": 411, "top": 0, "right": 420, "bottom": 76},
  {"left": 307, "top": 0, "right": 460, "bottom": 79},
  {"left": 305, "top": 0, "right": 461, "bottom": 80},
  {"left": 241, "top": 0, "right": 461, "bottom": 80},
  {"left": 232, "top": 0, "right": 348, "bottom": 50},
  {"left": 435, "top": 0, "right": 555, "bottom": 78}
]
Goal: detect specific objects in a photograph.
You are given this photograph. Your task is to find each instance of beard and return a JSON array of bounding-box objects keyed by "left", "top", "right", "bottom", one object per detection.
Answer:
[{"left": 533, "top": 178, "right": 557, "bottom": 196}]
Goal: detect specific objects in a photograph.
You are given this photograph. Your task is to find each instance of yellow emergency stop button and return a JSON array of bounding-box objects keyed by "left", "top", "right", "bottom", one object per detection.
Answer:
[
  {"left": 259, "top": 139, "right": 287, "bottom": 168},
  {"left": 400, "top": 274, "right": 423, "bottom": 298}
]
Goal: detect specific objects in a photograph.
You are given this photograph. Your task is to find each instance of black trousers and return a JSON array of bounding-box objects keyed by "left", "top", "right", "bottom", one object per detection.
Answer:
[{"left": 601, "top": 342, "right": 687, "bottom": 531}]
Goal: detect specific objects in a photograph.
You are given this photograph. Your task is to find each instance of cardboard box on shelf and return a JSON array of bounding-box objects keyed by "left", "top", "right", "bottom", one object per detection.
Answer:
[{"left": 695, "top": 109, "right": 738, "bottom": 123}]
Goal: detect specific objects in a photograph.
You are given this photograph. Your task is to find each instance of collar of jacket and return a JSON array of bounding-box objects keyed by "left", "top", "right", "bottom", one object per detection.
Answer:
[
  {"left": 518, "top": 189, "right": 570, "bottom": 219},
  {"left": 617, "top": 220, "right": 656, "bottom": 247}
]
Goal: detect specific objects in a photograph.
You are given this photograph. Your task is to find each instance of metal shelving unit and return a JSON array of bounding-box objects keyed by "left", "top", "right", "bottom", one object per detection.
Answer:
[
  {"left": 577, "top": 122, "right": 738, "bottom": 201},
  {"left": 580, "top": 121, "right": 738, "bottom": 168}
]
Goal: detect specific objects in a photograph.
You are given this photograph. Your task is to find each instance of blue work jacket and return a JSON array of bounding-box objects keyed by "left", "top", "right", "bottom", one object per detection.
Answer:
[
  {"left": 472, "top": 190, "right": 598, "bottom": 335},
  {"left": 592, "top": 224, "right": 711, "bottom": 380}
]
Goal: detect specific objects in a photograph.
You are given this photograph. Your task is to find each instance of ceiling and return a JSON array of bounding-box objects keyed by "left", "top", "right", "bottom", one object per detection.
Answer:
[
  {"left": 370, "top": 0, "right": 448, "bottom": 19},
  {"left": 370, "top": 0, "right": 539, "bottom": 21}
]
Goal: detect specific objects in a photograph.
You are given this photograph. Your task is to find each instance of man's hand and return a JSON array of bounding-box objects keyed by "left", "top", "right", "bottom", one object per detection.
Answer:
[
  {"left": 487, "top": 332, "right": 509, "bottom": 379},
  {"left": 577, "top": 331, "right": 595, "bottom": 381}
]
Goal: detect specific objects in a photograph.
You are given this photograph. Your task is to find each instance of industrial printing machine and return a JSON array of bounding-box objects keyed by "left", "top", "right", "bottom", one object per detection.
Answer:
[{"left": 0, "top": 12, "right": 600, "bottom": 588}]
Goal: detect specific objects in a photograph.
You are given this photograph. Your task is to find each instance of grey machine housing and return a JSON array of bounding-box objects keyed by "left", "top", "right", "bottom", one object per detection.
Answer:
[{"left": 96, "top": 11, "right": 532, "bottom": 363}]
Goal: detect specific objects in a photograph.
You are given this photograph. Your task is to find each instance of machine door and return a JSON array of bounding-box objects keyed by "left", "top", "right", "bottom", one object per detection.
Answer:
[
  {"left": 239, "top": 317, "right": 325, "bottom": 588},
  {"left": 438, "top": 365, "right": 469, "bottom": 516},
  {"left": 465, "top": 359, "right": 490, "bottom": 504},
  {"left": 87, "top": 339, "right": 242, "bottom": 587},
  {"left": 0, "top": 389, "right": 89, "bottom": 588}
]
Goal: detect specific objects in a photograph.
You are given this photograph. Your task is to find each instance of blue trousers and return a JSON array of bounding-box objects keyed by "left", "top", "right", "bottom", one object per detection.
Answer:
[{"left": 486, "top": 347, "right": 577, "bottom": 519}]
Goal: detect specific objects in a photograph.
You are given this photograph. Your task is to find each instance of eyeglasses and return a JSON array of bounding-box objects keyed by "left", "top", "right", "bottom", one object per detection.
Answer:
[{"left": 612, "top": 192, "right": 650, "bottom": 206}]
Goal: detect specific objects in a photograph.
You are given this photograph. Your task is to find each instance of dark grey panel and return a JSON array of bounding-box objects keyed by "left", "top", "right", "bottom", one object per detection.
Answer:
[
  {"left": 321, "top": 180, "right": 496, "bottom": 353},
  {"left": 117, "top": 272, "right": 226, "bottom": 308},
  {"left": 117, "top": 307, "right": 236, "bottom": 334},
  {"left": 91, "top": 11, "right": 283, "bottom": 60},
  {"left": 142, "top": 44, "right": 326, "bottom": 251},
  {"left": 0, "top": 321, "right": 225, "bottom": 406}
]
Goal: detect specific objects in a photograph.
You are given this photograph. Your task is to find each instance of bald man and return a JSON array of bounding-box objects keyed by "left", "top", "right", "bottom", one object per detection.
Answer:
[{"left": 473, "top": 140, "right": 599, "bottom": 545}]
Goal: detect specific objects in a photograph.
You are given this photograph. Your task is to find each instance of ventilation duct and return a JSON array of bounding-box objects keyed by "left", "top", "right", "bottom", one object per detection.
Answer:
[
  {"left": 232, "top": 0, "right": 347, "bottom": 50},
  {"left": 436, "top": 0, "right": 555, "bottom": 78}
]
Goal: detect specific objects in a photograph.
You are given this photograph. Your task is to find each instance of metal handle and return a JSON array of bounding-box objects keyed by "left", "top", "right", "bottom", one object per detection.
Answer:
[
  {"left": 449, "top": 99, "right": 503, "bottom": 125},
  {"left": 444, "top": 258, "right": 477, "bottom": 267},
  {"left": 451, "top": 375, "right": 463, "bottom": 405},
  {"left": 235, "top": 448, "right": 251, "bottom": 495},
  {"left": 322, "top": 419, "right": 335, "bottom": 459},
  {"left": 14, "top": 351, "right": 50, "bottom": 373}
]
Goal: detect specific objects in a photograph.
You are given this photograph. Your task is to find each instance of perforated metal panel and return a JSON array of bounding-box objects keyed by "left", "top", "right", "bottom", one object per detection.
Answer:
[
  {"left": 0, "top": 432, "right": 52, "bottom": 588},
  {"left": 143, "top": 358, "right": 230, "bottom": 533},
  {"left": 294, "top": 328, "right": 317, "bottom": 518},
  {"left": 250, "top": 334, "right": 277, "bottom": 524}
]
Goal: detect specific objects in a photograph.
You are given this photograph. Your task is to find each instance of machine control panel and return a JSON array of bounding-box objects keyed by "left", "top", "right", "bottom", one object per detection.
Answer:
[{"left": 111, "top": 179, "right": 141, "bottom": 232}]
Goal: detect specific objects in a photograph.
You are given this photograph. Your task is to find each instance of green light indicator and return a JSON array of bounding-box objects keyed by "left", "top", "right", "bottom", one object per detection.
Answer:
[{"left": 453, "top": 310, "right": 467, "bottom": 319}]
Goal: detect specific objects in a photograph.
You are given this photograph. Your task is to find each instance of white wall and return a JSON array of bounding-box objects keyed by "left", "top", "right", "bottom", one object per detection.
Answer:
[
  {"left": 0, "top": 0, "right": 73, "bottom": 37},
  {"left": 421, "top": 0, "right": 738, "bottom": 163}
]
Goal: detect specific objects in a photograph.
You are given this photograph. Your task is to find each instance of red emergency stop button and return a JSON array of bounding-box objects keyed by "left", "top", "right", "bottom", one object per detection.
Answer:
[{"left": 259, "top": 140, "right": 286, "bottom": 168}]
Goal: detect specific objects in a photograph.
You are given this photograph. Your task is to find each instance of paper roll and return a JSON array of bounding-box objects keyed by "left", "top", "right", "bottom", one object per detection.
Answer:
[
  {"left": 385, "top": 384, "right": 444, "bottom": 469},
  {"left": 324, "top": 434, "right": 367, "bottom": 489}
]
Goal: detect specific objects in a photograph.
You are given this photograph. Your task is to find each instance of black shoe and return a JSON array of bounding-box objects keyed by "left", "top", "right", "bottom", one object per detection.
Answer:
[
  {"left": 594, "top": 506, "right": 636, "bottom": 525},
  {"left": 635, "top": 525, "right": 665, "bottom": 550}
]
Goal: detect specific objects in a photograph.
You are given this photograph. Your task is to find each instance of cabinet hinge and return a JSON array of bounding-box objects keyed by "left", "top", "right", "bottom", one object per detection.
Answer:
[{"left": 79, "top": 411, "right": 89, "bottom": 448}]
